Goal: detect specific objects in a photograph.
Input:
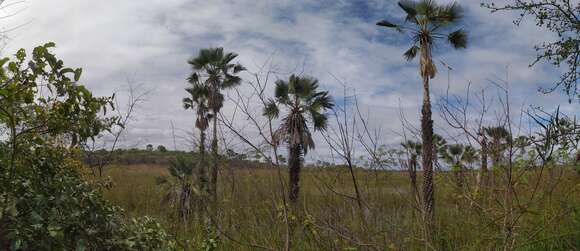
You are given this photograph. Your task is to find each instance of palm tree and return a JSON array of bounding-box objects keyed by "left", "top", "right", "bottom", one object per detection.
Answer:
[
  {"left": 484, "top": 126, "right": 511, "bottom": 168},
  {"left": 461, "top": 145, "right": 478, "bottom": 169},
  {"left": 183, "top": 79, "right": 211, "bottom": 194},
  {"left": 433, "top": 133, "right": 447, "bottom": 171},
  {"left": 377, "top": 0, "right": 467, "bottom": 218},
  {"left": 514, "top": 135, "right": 530, "bottom": 157},
  {"left": 188, "top": 47, "right": 245, "bottom": 199},
  {"left": 402, "top": 140, "right": 422, "bottom": 199},
  {"left": 264, "top": 74, "right": 334, "bottom": 202},
  {"left": 441, "top": 144, "right": 465, "bottom": 188}
]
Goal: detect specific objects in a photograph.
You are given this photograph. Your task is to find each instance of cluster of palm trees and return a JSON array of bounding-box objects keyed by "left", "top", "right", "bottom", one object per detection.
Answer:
[
  {"left": 402, "top": 126, "right": 518, "bottom": 194},
  {"left": 179, "top": 2, "right": 542, "bottom": 238},
  {"left": 183, "top": 48, "right": 245, "bottom": 201},
  {"left": 183, "top": 49, "right": 334, "bottom": 204}
]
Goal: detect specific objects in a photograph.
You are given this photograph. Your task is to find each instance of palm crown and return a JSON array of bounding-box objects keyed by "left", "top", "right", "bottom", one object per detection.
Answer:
[
  {"left": 187, "top": 47, "right": 245, "bottom": 112},
  {"left": 264, "top": 74, "right": 334, "bottom": 155},
  {"left": 183, "top": 81, "right": 211, "bottom": 131},
  {"left": 377, "top": 0, "right": 467, "bottom": 78}
]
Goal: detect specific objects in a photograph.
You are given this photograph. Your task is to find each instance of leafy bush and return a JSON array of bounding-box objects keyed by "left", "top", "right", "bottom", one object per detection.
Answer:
[{"left": 0, "top": 44, "right": 176, "bottom": 250}]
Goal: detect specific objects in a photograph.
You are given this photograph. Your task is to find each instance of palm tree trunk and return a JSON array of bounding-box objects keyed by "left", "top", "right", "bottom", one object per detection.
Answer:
[
  {"left": 408, "top": 157, "right": 419, "bottom": 204},
  {"left": 198, "top": 128, "right": 207, "bottom": 193},
  {"left": 211, "top": 112, "right": 218, "bottom": 200},
  {"left": 419, "top": 35, "right": 435, "bottom": 226},
  {"left": 288, "top": 144, "right": 302, "bottom": 202},
  {"left": 479, "top": 136, "right": 488, "bottom": 188}
]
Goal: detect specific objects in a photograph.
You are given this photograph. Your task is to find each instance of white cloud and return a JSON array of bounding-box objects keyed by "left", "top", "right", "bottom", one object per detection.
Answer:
[{"left": 1, "top": 0, "right": 576, "bottom": 158}]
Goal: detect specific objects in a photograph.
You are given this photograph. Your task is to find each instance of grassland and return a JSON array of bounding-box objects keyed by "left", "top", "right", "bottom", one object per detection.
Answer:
[{"left": 101, "top": 164, "right": 580, "bottom": 250}]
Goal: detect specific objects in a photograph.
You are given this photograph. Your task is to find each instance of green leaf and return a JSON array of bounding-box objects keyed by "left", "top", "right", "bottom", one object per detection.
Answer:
[
  {"left": 44, "top": 41, "right": 56, "bottom": 48},
  {"left": 376, "top": 20, "right": 399, "bottom": 28},
  {"left": 74, "top": 68, "right": 83, "bottom": 81},
  {"left": 16, "top": 48, "right": 26, "bottom": 61}
]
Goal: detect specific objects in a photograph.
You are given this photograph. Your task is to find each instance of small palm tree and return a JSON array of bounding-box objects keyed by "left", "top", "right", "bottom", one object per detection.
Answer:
[
  {"left": 158, "top": 157, "right": 194, "bottom": 222},
  {"left": 377, "top": 0, "right": 468, "bottom": 218},
  {"left": 433, "top": 133, "right": 447, "bottom": 170},
  {"left": 183, "top": 79, "right": 211, "bottom": 194},
  {"left": 461, "top": 145, "right": 478, "bottom": 168},
  {"left": 514, "top": 135, "right": 530, "bottom": 157},
  {"left": 441, "top": 144, "right": 465, "bottom": 188},
  {"left": 402, "top": 140, "right": 422, "bottom": 198},
  {"left": 484, "top": 126, "right": 511, "bottom": 167},
  {"left": 188, "top": 47, "right": 245, "bottom": 199},
  {"left": 264, "top": 74, "right": 334, "bottom": 202}
]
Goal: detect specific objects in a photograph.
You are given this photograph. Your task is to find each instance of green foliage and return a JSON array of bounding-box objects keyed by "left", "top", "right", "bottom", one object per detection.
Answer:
[
  {"left": 483, "top": 0, "right": 580, "bottom": 100},
  {"left": 0, "top": 148, "right": 176, "bottom": 250},
  {"left": 157, "top": 145, "right": 168, "bottom": 152},
  {"left": 377, "top": 0, "right": 468, "bottom": 74},
  {"left": 269, "top": 74, "right": 334, "bottom": 153},
  {"left": 0, "top": 44, "right": 175, "bottom": 250}
]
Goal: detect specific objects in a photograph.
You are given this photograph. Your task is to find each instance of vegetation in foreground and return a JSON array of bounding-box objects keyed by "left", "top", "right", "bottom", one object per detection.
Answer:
[{"left": 102, "top": 162, "right": 580, "bottom": 250}]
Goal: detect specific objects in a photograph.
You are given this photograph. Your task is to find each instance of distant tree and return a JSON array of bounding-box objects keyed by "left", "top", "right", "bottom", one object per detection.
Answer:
[
  {"left": 462, "top": 145, "right": 479, "bottom": 168},
  {"left": 483, "top": 0, "right": 579, "bottom": 101},
  {"left": 264, "top": 74, "right": 334, "bottom": 202},
  {"left": 402, "top": 140, "right": 422, "bottom": 197},
  {"left": 514, "top": 136, "right": 530, "bottom": 157},
  {"left": 377, "top": 0, "right": 468, "bottom": 220},
  {"left": 146, "top": 144, "right": 154, "bottom": 151},
  {"left": 433, "top": 133, "right": 448, "bottom": 170},
  {"left": 188, "top": 47, "right": 245, "bottom": 199},
  {"left": 484, "top": 126, "right": 512, "bottom": 167},
  {"left": 441, "top": 144, "right": 466, "bottom": 188},
  {"left": 157, "top": 145, "right": 168, "bottom": 152}
]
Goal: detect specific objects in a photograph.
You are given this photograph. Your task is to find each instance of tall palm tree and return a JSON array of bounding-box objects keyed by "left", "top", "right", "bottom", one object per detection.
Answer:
[
  {"left": 264, "top": 75, "right": 334, "bottom": 202},
  {"left": 183, "top": 78, "right": 211, "bottom": 194},
  {"left": 188, "top": 48, "right": 245, "bottom": 199},
  {"left": 377, "top": 0, "right": 467, "bottom": 219}
]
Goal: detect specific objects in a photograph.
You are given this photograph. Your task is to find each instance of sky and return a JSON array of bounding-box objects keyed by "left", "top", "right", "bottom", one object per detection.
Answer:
[{"left": 1, "top": 0, "right": 578, "bottom": 162}]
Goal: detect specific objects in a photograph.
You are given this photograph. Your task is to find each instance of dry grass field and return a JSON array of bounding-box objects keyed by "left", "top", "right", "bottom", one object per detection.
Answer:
[{"left": 101, "top": 164, "right": 580, "bottom": 250}]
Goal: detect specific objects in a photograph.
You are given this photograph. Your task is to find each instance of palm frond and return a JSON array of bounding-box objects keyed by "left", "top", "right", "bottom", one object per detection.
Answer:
[
  {"left": 310, "top": 110, "right": 328, "bottom": 131},
  {"left": 398, "top": 0, "right": 418, "bottom": 23},
  {"left": 233, "top": 64, "right": 246, "bottom": 73},
  {"left": 275, "top": 80, "right": 290, "bottom": 104},
  {"left": 182, "top": 97, "right": 193, "bottom": 109},
  {"left": 188, "top": 72, "right": 200, "bottom": 84},
  {"left": 436, "top": 2, "right": 463, "bottom": 24},
  {"left": 403, "top": 45, "right": 419, "bottom": 61},
  {"left": 294, "top": 76, "right": 318, "bottom": 99},
  {"left": 376, "top": 20, "right": 400, "bottom": 28},
  {"left": 222, "top": 75, "right": 242, "bottom": 88},
  {"left": 222, "top": 52, "right": 238, "bottom": 65},
  {"left": 263, "top": 99, "right": 280, "bottom": 119},
  {"left": 415, "top": 0, "right": 438, "bottom": 18},
  {"left": 447, "top": 29, "right": 467, "bottom": 49}
]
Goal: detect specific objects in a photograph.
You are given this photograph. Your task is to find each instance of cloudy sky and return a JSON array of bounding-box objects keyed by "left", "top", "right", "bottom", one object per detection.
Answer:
[{"left": 2, "top": 0, "right": 577, "bottom": 160}]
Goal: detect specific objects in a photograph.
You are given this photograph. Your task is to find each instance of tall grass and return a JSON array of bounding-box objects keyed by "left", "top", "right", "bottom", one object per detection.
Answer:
[{"left": 101, "top": 164, "right": 580, "bottom": 250}]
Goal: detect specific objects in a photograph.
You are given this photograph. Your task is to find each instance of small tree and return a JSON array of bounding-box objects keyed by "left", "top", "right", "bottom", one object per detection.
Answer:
[
  {"left": 483, "top": 0, "right": 580, "bottom": 100},
  {"left": 157, "top": 145, "right": 168, "bottom": 152},
  {"left": 264, "top": 74, "right": 334, "bottom": 202}
]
